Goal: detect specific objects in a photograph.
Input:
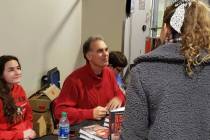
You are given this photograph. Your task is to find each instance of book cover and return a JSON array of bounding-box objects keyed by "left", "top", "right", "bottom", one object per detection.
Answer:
[
  {"left": 79, "top": 134, "right": 92, "bottom": 140},
  {"left": 79, "top": 124, "right": 109, "bottom": 140},
  {"left": 109, "top": 107, "right": 125, "bottom": 140}
]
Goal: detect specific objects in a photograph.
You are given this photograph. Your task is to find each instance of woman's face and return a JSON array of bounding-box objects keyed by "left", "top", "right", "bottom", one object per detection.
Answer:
[{"left": 3, "top": 60, "right": 22, "bottom": 85}]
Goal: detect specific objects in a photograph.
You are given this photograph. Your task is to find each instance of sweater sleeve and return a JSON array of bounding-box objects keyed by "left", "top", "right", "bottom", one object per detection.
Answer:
[
  {"left": 0, "top": 130, "right": 23, "bottom": 140},
  {"left": 54, "top": 78, "right": 93, "bottom": 125},
  {"left": 24, "top": 99, "right": 33, "bottom": 129},
  {"left": 120, "top": 67, "right": 149, "bottom": 140},
  {"left": 19, "top": 86, "right": 33, "bottom": 129}
]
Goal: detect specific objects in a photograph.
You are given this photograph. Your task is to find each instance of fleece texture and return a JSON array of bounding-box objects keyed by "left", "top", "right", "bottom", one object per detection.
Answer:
[{"left": 121, "top": 43, "right": 210, "bottom": 140}]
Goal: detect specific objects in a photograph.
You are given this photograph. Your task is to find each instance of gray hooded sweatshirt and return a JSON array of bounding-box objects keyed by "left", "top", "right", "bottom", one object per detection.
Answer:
[{"left": 121, "top": 43, "right": 210, "bottom": 140}]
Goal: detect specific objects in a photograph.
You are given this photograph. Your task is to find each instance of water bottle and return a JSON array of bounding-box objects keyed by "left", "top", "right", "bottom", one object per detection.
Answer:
[{"left": 58, "top": 112, "right": 70, "bottom": 140}]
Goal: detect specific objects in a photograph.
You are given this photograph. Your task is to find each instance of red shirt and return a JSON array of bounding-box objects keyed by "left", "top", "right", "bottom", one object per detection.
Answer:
[
  {"left": 54, "top": 64, "right": 125, "bottom": 125},
  {"left": 0, "top": 84, "right": 33, "bottom": 140}
]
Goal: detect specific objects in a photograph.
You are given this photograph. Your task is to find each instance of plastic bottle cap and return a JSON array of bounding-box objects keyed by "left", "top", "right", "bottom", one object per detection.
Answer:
[{"left": 61, "top": 112, "right": 67, "bottom": 117}]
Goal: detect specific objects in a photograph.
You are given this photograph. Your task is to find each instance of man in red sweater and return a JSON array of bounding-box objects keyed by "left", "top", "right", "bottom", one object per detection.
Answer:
[{"left": 54, "top": 36, "right": 125, "bottom": 126}]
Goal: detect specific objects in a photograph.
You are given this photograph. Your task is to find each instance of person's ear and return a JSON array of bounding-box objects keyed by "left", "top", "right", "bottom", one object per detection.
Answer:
[
  {"left": 165, "top": 24, "right": 172, "bottom": 35},
  {"left": 160, "top": 23, "right": 167, "bottom": 44},
  {"left": 86, "top": 52, "right": 92, "bottom": 61},
  {"left": 163, "top": 23, "right": 170, "bottom": 35}
]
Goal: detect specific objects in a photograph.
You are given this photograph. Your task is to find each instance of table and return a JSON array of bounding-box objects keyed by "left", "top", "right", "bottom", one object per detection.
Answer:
[
  {"left": 34, "top": 134, "right": 83, "bottom": 140},
  {"left": 34, "top": 120, "right": 104, "bottom": 140}
]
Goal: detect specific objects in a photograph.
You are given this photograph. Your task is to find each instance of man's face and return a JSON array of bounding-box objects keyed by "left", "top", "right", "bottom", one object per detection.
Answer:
[{"left": 87, "top": 40, "right": 109, "bottom": 68}]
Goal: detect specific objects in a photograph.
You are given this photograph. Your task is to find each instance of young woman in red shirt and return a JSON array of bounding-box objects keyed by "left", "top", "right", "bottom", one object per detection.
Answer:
[{"left": 0, "top": 55, "right": 36, "bottom": 140}]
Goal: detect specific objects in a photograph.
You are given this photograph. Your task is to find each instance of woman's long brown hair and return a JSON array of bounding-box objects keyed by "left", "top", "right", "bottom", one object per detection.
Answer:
[{"left": 0, "top": 55, "right": 20, "bottom": 124}]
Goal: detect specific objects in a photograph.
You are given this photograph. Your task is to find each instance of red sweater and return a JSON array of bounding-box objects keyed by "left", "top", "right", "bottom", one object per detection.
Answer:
[
  {"left": 0, "top": 84, "right": 33, "bottom": 140},
  {"left": 54, "top": 64, "right": 125, "bottom": 125}
]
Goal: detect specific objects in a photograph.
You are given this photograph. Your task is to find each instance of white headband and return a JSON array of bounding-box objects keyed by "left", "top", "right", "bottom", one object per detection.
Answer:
[{"left": 170, "top": 0, "right": 192, "bottom": 33}]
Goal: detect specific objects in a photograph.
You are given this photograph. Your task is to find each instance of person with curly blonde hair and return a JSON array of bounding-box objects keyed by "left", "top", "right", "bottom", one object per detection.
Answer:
[
  {"left": 121, "top": 0, "right": 210, "bottom": 140},
  {"left": 161, "top": 0, "right": 210, "bottom": 76}
]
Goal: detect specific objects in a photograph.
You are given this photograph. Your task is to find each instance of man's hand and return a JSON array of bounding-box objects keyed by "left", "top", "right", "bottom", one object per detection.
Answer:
[
  {"left": 23, "top": 129, "right": 36, "bottom": 140},
  {"left": 93, "top": 106, "right": 108, "bottom": 120},
  {"left": 106, "top": 97, "right": 122, "bottom": 110}
]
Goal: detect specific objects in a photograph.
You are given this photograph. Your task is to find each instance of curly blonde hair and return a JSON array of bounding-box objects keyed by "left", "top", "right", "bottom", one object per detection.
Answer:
[
  {"left": 181, "top": 0, "right": 210, "bottom": 76},
  {"left": 163, "top": 0, "right": 210, "bottom": 76}
]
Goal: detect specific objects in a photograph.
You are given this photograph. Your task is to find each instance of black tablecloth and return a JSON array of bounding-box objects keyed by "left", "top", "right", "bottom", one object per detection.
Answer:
[
  {"left": 34, "top": 135, "right": 83, "bottom": 140},
  {"left": 34, "top": 120, "right": 104, "bottom": 140}
]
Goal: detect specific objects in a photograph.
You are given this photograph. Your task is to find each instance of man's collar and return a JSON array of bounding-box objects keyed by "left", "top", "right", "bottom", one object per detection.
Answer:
[{"left": 85, "top": 64, "right": 105, "bottom": 80}]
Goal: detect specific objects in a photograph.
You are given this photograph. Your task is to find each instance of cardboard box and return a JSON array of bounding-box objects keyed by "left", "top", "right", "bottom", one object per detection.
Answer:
[
  {"left": 29, "top": 84, "right": 60, "bottom": 137},
  {"left": 32, "top": 112, "right": 52, "bottom": 137},
  {"left": 30, "top": 95, "right": 50, "bottom": 113}
]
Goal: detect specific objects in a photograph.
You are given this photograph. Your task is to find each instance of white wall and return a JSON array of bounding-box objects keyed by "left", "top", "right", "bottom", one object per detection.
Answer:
[
  {"left": 0, "top": 0, "right": 82, "bottom": 96},
  {"left": 82, "top": 0, "right": 126, "bottom": 51},
  {"left": 124, "top": 0, "right": 152, "bottom": 64}
]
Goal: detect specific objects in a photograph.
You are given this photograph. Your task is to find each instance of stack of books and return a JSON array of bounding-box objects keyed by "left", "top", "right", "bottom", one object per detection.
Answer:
[
  {"left": 79, "top": 107, "right": 125, "bottom": 140},
  {"left": 79, "top": 124, "right": 109, "bottom": 140}
]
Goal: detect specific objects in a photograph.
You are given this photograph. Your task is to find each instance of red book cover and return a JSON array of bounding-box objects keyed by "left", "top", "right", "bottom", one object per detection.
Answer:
[{"left": 109, "top": 107, "right": 125, "bottom": 140}]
